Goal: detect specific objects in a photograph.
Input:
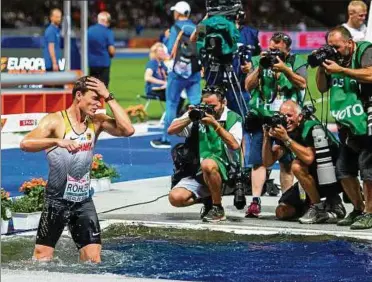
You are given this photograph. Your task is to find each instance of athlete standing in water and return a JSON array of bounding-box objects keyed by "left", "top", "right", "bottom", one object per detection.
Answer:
[{"left": 20, "top": 76, "right": 135, "bottom": 263}]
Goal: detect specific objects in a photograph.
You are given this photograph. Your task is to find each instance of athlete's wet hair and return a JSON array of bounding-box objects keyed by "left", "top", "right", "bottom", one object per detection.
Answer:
[{"left": 72, "top": 76, "right": 91, "bottom": 98}]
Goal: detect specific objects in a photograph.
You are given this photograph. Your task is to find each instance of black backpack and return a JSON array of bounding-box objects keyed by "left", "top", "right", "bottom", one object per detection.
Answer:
[
  {"left": 171, "top": 122, "right": 200, "bottom": 187},
  {"left": 172, "top": 25, "right": 201, "bottom": 79}
]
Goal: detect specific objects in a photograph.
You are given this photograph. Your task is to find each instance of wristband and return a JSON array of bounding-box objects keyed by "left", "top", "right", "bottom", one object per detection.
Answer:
[{"left": 105, "top": 92, "right": 115, "bottom": 102}]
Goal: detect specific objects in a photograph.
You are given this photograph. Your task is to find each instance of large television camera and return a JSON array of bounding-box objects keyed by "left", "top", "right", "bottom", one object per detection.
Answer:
[{"left": 206, "top": 0, "right": 243, "bottom": 17}]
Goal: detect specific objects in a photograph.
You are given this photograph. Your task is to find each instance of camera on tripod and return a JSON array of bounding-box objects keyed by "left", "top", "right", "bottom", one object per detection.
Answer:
[
  {"left": 307, "top": 45, "right": 337, "bottom": 68},
  {"left": 260, "top": 50, "right": 286, "bottom": 69},
  {"left": 206, "top": 0, "right": 242, "bottom": 17},
  {"left": 189, "top": 104, "right": 216, "bottom": 122},
  {"left": 265, "top": 112, "right": 287, "bottom": 129}
]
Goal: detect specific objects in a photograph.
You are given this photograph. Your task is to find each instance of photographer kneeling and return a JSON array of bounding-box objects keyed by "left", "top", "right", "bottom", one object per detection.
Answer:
[
  {"left": 168, "top": 86, "right": 243, "bottom": 222},
  {"left": 262, "top": 100, "right": 346, "bottom": 223}
]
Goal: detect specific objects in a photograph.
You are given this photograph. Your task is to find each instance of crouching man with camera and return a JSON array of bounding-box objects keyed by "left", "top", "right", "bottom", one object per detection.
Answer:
[
  {"left": 316, "top": 26, "right": 372, "bottom": 229},
  {"left": 262, "top": 100, "right": 346, "bottom": 223},
  {"left": 168, "top": 86, "right": 243, "bottom": 222},
  {"left": 244, "top": 32, "right": 307, "bottom": 217}
]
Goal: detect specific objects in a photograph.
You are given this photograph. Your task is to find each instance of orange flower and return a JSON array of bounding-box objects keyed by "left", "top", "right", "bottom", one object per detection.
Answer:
[
  {"left": 91, "top": 161, "right": 99, "bottom": 170},
  {"left": 95, "top": 154, "right": 103, "bottom": 160}
]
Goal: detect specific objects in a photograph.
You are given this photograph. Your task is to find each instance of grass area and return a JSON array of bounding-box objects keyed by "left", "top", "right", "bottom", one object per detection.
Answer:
[{"left": 109, "top": 57, "right": 331, "bottom": 121}]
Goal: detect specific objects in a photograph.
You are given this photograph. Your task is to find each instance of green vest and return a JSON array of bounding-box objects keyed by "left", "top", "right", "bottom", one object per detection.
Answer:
[
  {"left": 329, "top": 41, "right": 371, "bottom": 136},
  {"left": 249, "top": 54, "right": 307, "bottom": 118},
  {"left": 199, "top": 109, "right": 242, "bottom": 181}
]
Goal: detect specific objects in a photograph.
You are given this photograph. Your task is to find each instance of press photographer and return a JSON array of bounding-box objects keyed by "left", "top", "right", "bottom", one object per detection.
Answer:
[
  {"left": 315, "top": 25, "right": 372, "bottom": 230},
  {"left": 244, "top": 32, "right": 307, "bottom": 218},
  {"left": 168, "top": 86, "right": 243, "bottom": 222},
  {"left": 262, "top": 100, "right": 346, "bottom": 223}
]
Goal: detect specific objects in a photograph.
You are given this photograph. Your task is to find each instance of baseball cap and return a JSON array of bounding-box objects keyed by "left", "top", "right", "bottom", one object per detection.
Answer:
[{"left": 170, "top": 1, "right": 191, "bottom": 16}]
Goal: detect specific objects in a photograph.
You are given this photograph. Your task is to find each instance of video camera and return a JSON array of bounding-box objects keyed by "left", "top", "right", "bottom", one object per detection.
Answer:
[
  {"left": 307, "top": 45, "right": 337, "bottom": 68},
  {"left": 260, "top": 50, "right": 286, "bottom": 69},
  {"left": 189, "top": 104, "right": 216, "bottom": 122},
  {"left": 265, "top": 112, "right": 287, "bottom": 129}
]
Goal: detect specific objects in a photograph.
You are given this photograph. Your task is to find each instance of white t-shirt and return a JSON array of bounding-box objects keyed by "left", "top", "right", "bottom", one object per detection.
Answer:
[{"left": 342, "top": 23, "right": 367, "bottom": 42}]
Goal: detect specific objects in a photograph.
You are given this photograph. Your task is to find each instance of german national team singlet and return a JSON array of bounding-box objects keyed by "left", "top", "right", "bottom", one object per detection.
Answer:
[{"left": 45, "top": 110, "right": 95, "bottom": 202}]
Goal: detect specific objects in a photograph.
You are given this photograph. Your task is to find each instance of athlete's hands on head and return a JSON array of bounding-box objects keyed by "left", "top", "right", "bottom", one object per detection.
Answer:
[{"left": 85, "top": 77, "right": 110, "bottom": 99}]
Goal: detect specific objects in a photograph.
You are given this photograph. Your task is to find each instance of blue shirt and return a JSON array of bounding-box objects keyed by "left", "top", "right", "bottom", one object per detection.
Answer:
[
  {"left": 145, "top": 59, "right": 167, "bottom": 95},
  {"left": 43, "top": 24, "right": 61, "bottom": 69},
  {"left": 166, "top": 19, "right": 196, "bottom": 54},
  {"left": 167, "top": 19, "right": 200, "bottom": 82},
  {"left": 88, "top": 24, "right": 115, "bottom": 67}
]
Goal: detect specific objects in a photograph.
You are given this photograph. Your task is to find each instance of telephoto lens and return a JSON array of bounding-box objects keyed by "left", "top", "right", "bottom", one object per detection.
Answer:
[
  {"left": 312, "top": 125, "right": 337, "bottom": 185},
  {"left": 233, "top": 179, "right": 246, "bottom": 210}
]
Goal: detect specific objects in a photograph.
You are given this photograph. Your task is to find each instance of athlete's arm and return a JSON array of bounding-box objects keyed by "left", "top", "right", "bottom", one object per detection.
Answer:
[
  {"left": 20, "top": 113, "right": 80, "bottom": 152},
  {"left": 86, "top": 77, "right": 135, "bottom": 137}
]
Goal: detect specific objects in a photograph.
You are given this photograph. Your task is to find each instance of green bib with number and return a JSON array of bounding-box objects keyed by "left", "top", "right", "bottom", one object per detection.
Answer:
[
  {"left": 199, "top": 110, "right": 242, "bottom": 180},
  {"left": 329, "top": 41, "right": 371, "bottom": 135},
  {"left": 249, "top": 54, "right": 307, "bottom": 118}
]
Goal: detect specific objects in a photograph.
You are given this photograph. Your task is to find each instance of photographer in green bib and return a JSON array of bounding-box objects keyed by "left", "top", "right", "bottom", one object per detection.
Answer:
[
  {"left": 316, "top": 25, "right": 372, "bottom": 230},
  {"left": 244, "top": 32, "right": 307, "bottom": 217},
  {"left": 168, "top": 86, "right": 243, "bottom": 223}
]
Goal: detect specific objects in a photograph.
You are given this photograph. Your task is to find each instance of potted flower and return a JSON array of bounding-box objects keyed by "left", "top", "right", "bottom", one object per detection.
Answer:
[
  {"left": 125, "top": 104, "right": 148, "bottom": 123},
  {"left": 1, "top": 188, "right": 12, "bottom": 234},
  {"left": 90, "top": 154, "right": 119, "bottom": 193},
  {"left": 11, "top": 178, "right": 46, "bottom": 230}
]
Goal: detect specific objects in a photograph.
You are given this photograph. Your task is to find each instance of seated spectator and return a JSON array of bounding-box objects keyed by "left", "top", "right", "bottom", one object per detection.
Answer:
[
  {"left": 144, "top": 42, "right": 168, "bottom": 100},
  {"left": 144, "top": 42, "right": 185, "bottom": 115}
]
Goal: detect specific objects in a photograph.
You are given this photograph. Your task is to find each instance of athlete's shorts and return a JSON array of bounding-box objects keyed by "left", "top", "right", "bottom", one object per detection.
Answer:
[{"left": 36, "top": 198, "right": 101, "bottom": 250}]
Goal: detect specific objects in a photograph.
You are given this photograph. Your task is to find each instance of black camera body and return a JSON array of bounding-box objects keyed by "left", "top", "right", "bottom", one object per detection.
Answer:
[
  {"left": 301, "top": 103, "right": 316, "bottom": 120},
  {"left": 307, "top": 45, "right": 337, "bottom": 68},
  {"left": 189, "top": 104, "right": 216, "bottom": 122},
  {"left": 260, "top": 50, "right": 286, "bottom": 69},
  {"left": 266, "top": 112, "right": 287, "bottom": 129},
  {"left": 238, "top": 44, "right": 255, "bottom": 66}
]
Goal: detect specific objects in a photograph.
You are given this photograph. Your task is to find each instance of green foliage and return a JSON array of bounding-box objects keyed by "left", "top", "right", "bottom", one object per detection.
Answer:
[
  {"left": 90, "top": 154, "right": 119, "bottom": 179},
  {"left": 1, "top": 188, "right": 12, "bottom": 220},
  {"left": 11, "top": 186, "right": 44, "bottom": 213}
]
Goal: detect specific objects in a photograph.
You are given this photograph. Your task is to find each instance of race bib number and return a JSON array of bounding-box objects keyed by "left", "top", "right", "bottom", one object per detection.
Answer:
[
  {"left": 270, "top": 97, "right": 284, "bottom": 112},
  {"left": 63, "top": 172, "right": 90, "bottom": 202}
]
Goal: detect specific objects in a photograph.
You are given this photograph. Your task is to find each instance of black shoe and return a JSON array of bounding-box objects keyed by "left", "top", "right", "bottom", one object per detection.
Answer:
[
  {"left": 325, "top": 195, "right": 346, "bottom": 222},
  {"left": 202, "top": 205, "right": 226, "bottom": 223},
  {"left": 337, "top": 209, "right": 364, "bottom": 226},
  {"left": 299, "top": 202, "right": 329, "bottom": 224},
  {"left": 150, "top": 138, "right": 171, "bottom": 149},
  {"left": 200, "top": 197, "right": 213, "bottom": 219}
]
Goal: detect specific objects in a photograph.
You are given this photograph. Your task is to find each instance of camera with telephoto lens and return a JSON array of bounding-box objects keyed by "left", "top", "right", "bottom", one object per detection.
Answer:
[
  {"left": 307, "top": 45, "right": 337, "bottom": 68},
  {"left": 189, "top": 104, "right": 216, "bottom": 122},
  {"left": 260, "top": 50, "right": 286, "bottom": 69},
  {"left": 266, "top": 112, "right": 287, "bottom": 129},
  {"left": 367, "top": 97, "right": 372, "bottom": 138}
]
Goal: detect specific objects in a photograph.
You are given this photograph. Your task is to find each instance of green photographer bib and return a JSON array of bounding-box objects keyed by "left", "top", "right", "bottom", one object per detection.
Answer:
[
  {"left": 198, "top": 110, "right": 242, "bottom": 181},
  {"left": 329, "top": 41, "right": 371, "bottom": 136},
  {"left": 249, "top": 54, "right": 307, "bottom": 119}
]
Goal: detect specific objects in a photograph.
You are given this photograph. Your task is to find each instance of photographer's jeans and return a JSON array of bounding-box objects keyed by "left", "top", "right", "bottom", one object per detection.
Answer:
[{"left": 162, "top": 72, "right": 202, "bottom": 142}]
